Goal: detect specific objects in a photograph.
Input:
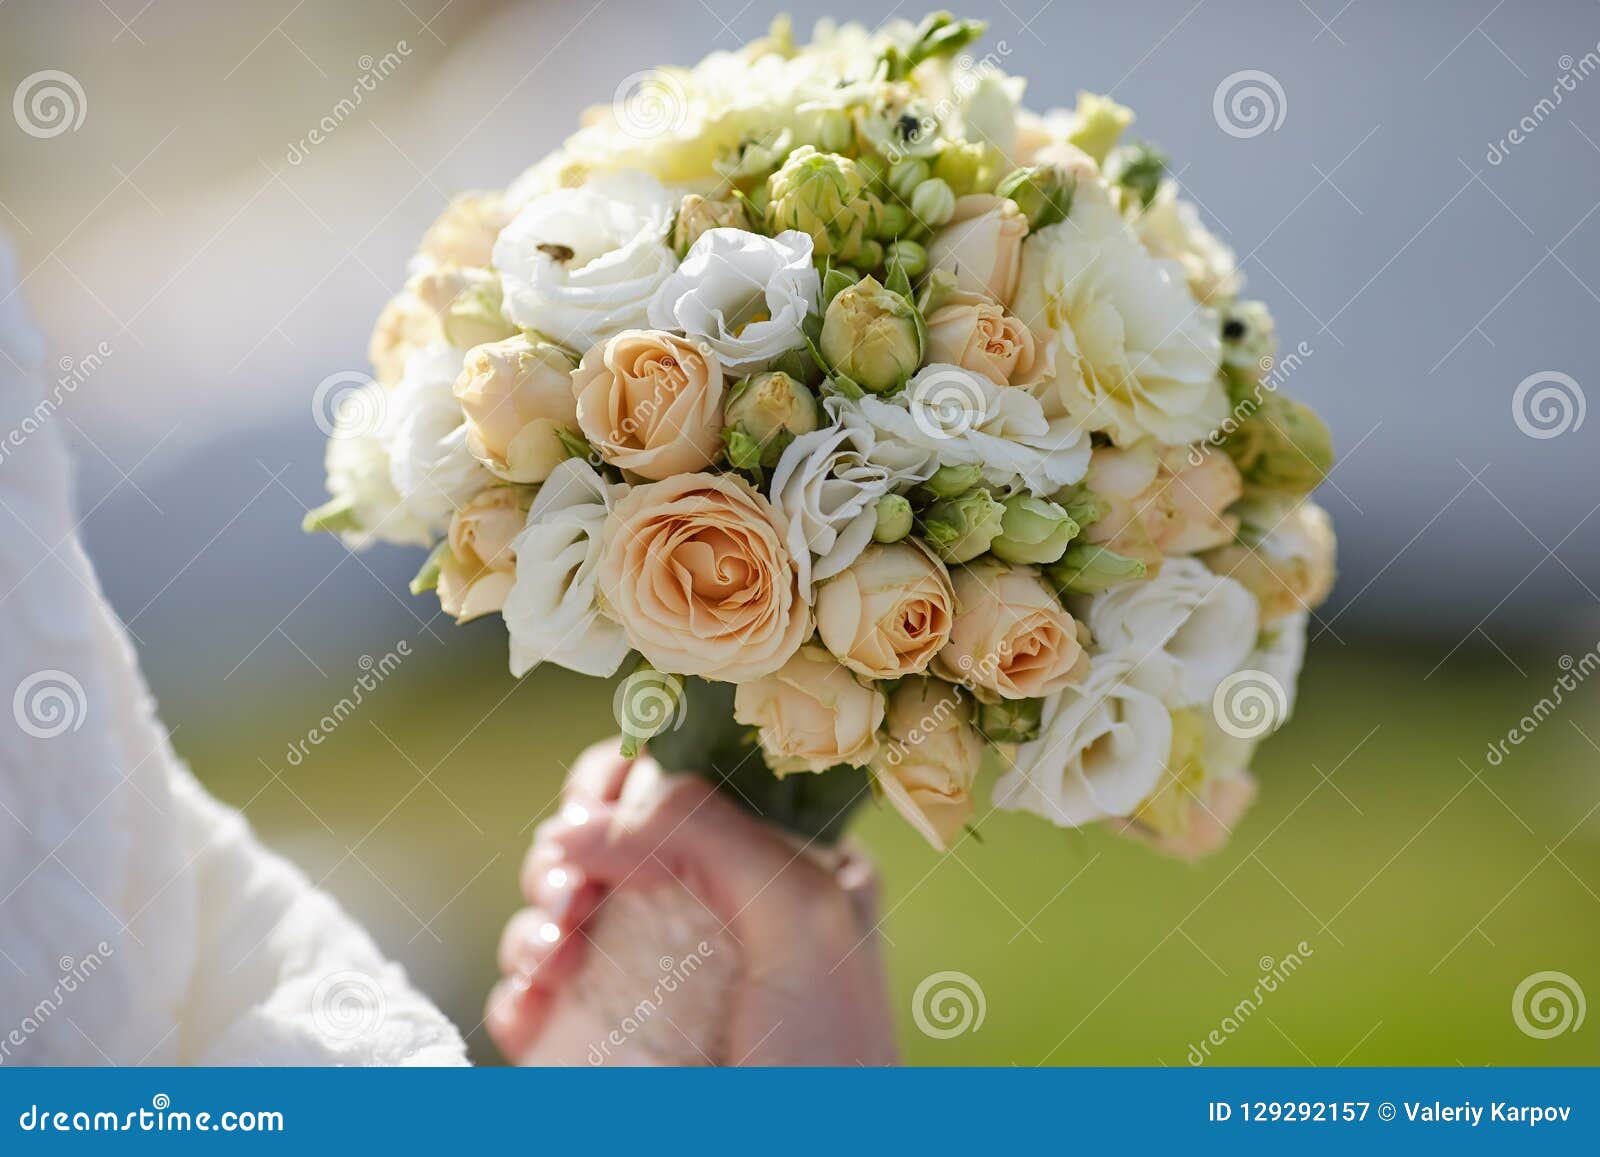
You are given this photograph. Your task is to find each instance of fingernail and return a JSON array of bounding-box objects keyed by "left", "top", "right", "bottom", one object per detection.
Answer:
[
  {"left": 537, "top": 920, "right": 561, "bottom": 945},
  {"left": 561, "top": 802, "right": 590, "bottom": 826},
  {"left": 542, "top": 866, "right": 583, "bottom": 922}
]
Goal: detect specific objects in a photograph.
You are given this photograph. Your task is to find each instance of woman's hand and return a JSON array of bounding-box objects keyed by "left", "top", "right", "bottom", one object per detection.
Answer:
[{"left": 485, "top": 739, "right": 898, "bottom": 1065}]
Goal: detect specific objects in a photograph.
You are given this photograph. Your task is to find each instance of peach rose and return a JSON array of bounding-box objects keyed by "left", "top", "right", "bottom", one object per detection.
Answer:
[
  {"left": 872, "top": 678, "right": 984, "bottom": 851},
  {"left": 1083, "top": 440, "right": 1242, "bottom": 565},
  {"left": 815, "top": 541, "right": 954, "bottom": 679},
  {"left": 453, "top": 335, "right": 579, "bottom": 483},
  {"left": 733, "top": 644, "right": 884, "bottom": 774},
  {"left": 924, "top": 290, "right": 1036, "bottom": 386},
  {"left": 572, "top": 330, "right": 725, "bottom": 480},
  {"left": 933, "top": 559, "right": 1089, "bottom": 700},
  {"left": 437, "top": 486, "right": 528, "bottom": 623},
  {"left": 597, "top": 472, "right": 810, "bottom": 682},
  {"left": 926, "top": 194, "right": 1028, "bottom": 307},
  {"left": 417, "top": 192, "right": 512, "bottom": 270}
]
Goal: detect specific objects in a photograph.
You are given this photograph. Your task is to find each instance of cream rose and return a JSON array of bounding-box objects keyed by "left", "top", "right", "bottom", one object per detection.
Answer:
[
  {"left": 368, "top": 268, "right": 508, "bottom": 386},
  {"left": 437, "top": 486, "right": 527, "bottom": 623},
  {"left": 1081, "top": 440, "right": 1242, "bottom": 565},
  {"left": 414, "top": 192, "right": 513, "bottom": 272},
  {"left": 816, "top": 541, "right": 954, "bottom": 679},
  {"left": 572, "top": 330, "right": 725, "bottom": 480},
  {"left": 1203, "top": 498, "right": 1336, "bottom": 623},
  {"left": 934, "top": 559, "right": 1089, "bottom": 700},
  {"left": 872, "top": 677, "right": 984, "bottom": 852},
  {"left": 453, "top": 335, "right": 579, "bottom": 483},
  {"left": 598, "top": 472, "right": 810, "bottom": 682},
  {"left": 733, "top": 644, "right": 884, "bottom": 774},
  {"left": 924, "top": 290, "right": 1037, "bottom": 386},
  {"left": 926, "top": 194, "right": 1028, "bottom": 306}
]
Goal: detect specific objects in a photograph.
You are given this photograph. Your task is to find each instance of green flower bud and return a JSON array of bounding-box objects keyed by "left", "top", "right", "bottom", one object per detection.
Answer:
[
  {"left": 885, "top": 239, "right": 928, "bottom": 278},
  {"left": 811, "top": 107, "right": 854, "bottom": 153},
  {"left": 1224, "top": 393, "right": 1334, "bottom": 494},
  {"left": 1065, "top": 91, "right": 1134, "bottom": 165},
  {"left": 1044, "top": 543, "right": 1147, "bottom": 595},
  {"left": 920, "top": 462, "right": 984, "bottom": 500},
  {"left": 819, "top": 275, "right": 923, "bottom": 393},
  {"left": 856, "top": 238, "right": 885, "bottom": 270},
  {"left": 441, "top": 275, "right": 516, "bottom": 350},
  {"left": 877, "top": 202, "right": 912, "bottom": 239},
  {"left": 888, "top": 158, "right": 932, "bottom": 201},
  {"left": 976, "top": 696, "right": 1042, "bottom": 744},
  {"left": 765, "top": 146, "right": 882, "bottom": 262},
  {"left": 672, "top": 194, "right": 753, "bottom": 258},
  {"left": 990, "top": 494, "right": 1079, "bottom": 565},
  {"left": 933, "top": 141, "right": 1000, "bottom": 196},
  {"left": 1106, "top": 140, "right": 1167, "bottom": 210},
  {"left": 922, "top": 489, "right": 1005, "bottom": 563},
  {"left": 994, "top": 166, "right": 1074, "bottom": 230},
  {"left": 910, "top": 177, "right": 957, "bottom": 227},
  {"left": 872, "top": 493, "right": 914, "bottom": 543},
  {"left": 723, "top": 371, "right": 819, "bottom": 468}
]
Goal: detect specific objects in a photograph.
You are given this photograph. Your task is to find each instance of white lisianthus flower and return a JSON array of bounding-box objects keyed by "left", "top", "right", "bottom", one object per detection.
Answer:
[
  {"left": 647, "top": 228, "right": 819, "bottom": 370},
  {"left": 385, "top": 344, "right": 493, "bottom": 534},
  {"left": 1133, "top": 180, "right": 1241, "bottom": 305},
  {"left": 1013, "top": 180, "right": 1226, "bottom": 445},
  {"left": 319, "top": 399, "right": 433, "bottom": 550},
  {"left": 1205, "top": 611, "right": 1307, "bottom": 775},
  {"left": 503, "top": 457, "right": 631, "bottom": 678},
  {"left": 852, "top": 363, "right": 1090, "bottom": 495},
  {"left": 493, "top": 170, "right": 677, "bottom": 351},
  {"left": 1084, "top": 556, "right": 1259, "bottom": 708},
  {"left": 992, "top": 654, "right": 1173, "bottom": 828},
  {"left": 770, "top": 405, "right": 935, "bottom": 596}
]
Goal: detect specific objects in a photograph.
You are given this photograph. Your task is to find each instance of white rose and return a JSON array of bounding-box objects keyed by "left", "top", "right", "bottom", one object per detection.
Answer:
[
  {"left": 1133, "top": 180, "right": 1241, "bottom": 305},
  {"left": 318, "top": 397, "right": 433, "bottom": 549},
  {"left": 502, "top": 457, "right": 630, "bottom": 678},
  {"left": 1014, "top": 180, "right": 1226, "bottom": 445},
  {"left": 493, "top": 170, "right": 677, "bottom": 351},
  {"left": 852, "top": 363, "right": 1090, "bottom": 495},
  {"left": 992, "top": 654, "right": 1173, "bottom": 828},
  {"left": 770, "top": 405, "right": 935, "bottom": 596},
  {"left": 384, "top": 344, "right": 493, "bottom": 534},
  {"left": 1084, "top": 556, "right": 1258, "bottom": 708},
  {"left": 647, "top": 228, "right": 819, "bottom": 371}
]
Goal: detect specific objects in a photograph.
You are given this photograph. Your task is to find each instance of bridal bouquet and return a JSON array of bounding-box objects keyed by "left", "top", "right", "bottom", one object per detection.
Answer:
[{"left": 305, "top": 12, "right": 1336, "bottom": 860}]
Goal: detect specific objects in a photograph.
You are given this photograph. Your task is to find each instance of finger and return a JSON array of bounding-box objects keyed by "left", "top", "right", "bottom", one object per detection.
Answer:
[
  {"left": 497, "top": 906, "right": 562, "bottom": 976},
  {"left": 531, "top": 862, "right": 595, "bottom": 927},
  {"left": 563, "top": 738, "right": 634, "bottom": 809},
  {"left": 521, "top": 803, "right": 616, "bottom": 902},
  {"left": 484, "top": 975, "right": 551, "bottom": 1062}
]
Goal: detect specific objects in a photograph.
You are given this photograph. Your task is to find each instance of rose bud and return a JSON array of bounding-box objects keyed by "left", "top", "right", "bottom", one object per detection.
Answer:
[
  {"left": 764, "top": 145, "right": 882, "bottom": 263},
  {"left": 440, "top": 274, "right": 517, "bottom": 351},
  {"left": 1224, "top": 393, "right": 1334, "bottom": 494},
  {"left": 453, "top": 335, "right": 580, "bottom": 484},
  {"left": 919, "top": 462, "right": 985, "bottom": 501},
  {"left": 926, "top": 194, "right": 1028, "bottom": 306},
  {"left": 884, "top": 239, "right": 927, "bottom": 278},
  {"left": 932, "top": 141, "right": 1001, "bottom": 196},
  {"left": 722, "top": 371, "right": 819, "bottom": 469},
  {"left": 816, "top": 540, "right": 955, "bottom": 679},
  {"left": 990, "top": 493, "right": 1078, "bottom": 566},
  {"left": 872, "top": 493, "right": 914, "bottom": 544},
  {"left": 910, "top": 177, "right": 957, "bottom": 228},
  {"left": 671, "top": 193, "right": 754, "bottom": 258},
  {"left": 571, "top": 330, "right": 726, "bottom": 480},
  {"left": 924, "top": 289, "right": 1036, "bottom": 386},
  {"left": 1203, "top": 498, "right": 1336, "bottom": 623},
  {"left": 1044, "top": 543, "right": 1148, "bottom": 595},
  {"left": 819, "top": 275, "right": 923, "bottom": 394},
  {"left": 922, "top": 488, "right": 1005, "bottom": 564},
  {"left": 976, "top": 696, "right": 1042, "bottom": 744},
  {"left": 994, "top": 165, "right": 1074, "bottom": 230},
  {"left": 871, "top": 677, "right": 984, "bottom": 852},
  {"left": 435, "top": 486, "right": 529, "bottom": 622}
]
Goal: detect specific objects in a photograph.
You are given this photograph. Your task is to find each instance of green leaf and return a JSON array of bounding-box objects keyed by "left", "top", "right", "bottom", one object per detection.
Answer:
[
  {"left": 301, "top": 496, "right": 359, "bottom": 536},
  {"left": 408, "top": 541, "right": 450, "bottom": 596}
]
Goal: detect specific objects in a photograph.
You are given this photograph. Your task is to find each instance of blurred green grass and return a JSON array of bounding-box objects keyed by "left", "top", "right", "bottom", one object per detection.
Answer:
[{"left": 180, "top": 633, "right": 1600, "bottom": 1065}]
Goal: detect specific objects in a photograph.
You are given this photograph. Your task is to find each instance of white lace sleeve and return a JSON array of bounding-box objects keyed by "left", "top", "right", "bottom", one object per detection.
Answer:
[{"left": 0, "top": 236, "right": 467, "bottom": 1066}]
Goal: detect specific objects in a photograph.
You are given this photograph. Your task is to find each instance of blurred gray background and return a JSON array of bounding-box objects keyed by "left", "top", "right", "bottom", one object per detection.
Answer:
[{"left": 2, "top": 0, "right": 1597, "bottom": 1065}]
